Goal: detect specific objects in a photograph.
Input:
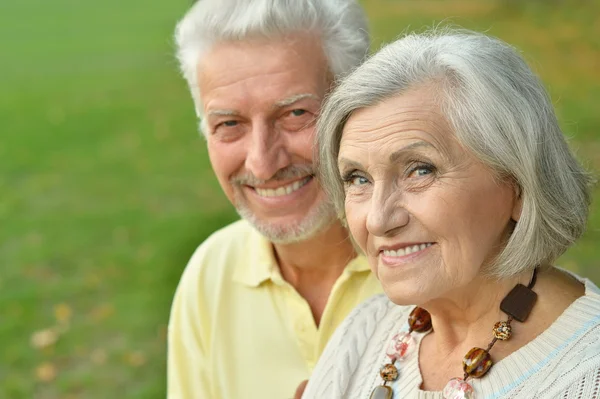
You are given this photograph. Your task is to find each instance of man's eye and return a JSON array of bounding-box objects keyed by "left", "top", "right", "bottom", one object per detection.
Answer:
[
  {"left": 290, "top": 109, "right": 307, "bottom": 117},
  {"left": 222, "top": 120, "right": 238, "bottom": 127}
]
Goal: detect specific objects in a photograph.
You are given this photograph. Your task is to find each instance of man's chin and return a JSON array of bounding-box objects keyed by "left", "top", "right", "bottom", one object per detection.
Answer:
[{"left": 235, "top": 206, "right": 337, "bottom": 244}]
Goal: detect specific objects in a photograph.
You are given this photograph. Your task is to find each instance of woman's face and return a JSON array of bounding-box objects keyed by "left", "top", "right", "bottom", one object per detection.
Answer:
[{"left": 338, "top": 87, "right": 521, "bottom": 305}]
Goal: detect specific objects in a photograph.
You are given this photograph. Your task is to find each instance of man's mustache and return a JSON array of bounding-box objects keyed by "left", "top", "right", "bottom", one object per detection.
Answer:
[{"left": 230, "top": 165, "right": 314, "bottom": 186}]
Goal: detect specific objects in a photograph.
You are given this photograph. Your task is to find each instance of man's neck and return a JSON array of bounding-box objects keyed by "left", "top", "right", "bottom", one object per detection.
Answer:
[
  {"left": 272, "top": 221, "right": 357, "bottom": 325},
  {"left": 273, "top": 221, "right": 356, "bottom": 283}
]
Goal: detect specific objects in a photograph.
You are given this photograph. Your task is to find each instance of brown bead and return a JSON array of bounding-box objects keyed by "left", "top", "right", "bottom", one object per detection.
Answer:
[
  {"left": 493, "top": 321, "right": 512, "bottom": 340},
  {"left": 408, "top": 307, "right": 432, "bottom": 333},
  {"left": 380, "top": 363, "right": 399, "bottom": 381},
  {"left": 463, "top": 347, "right": 493, "bottom": 378}
]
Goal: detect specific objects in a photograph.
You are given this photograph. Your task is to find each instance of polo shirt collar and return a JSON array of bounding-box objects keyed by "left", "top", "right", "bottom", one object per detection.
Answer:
[
  {"left": 232, "top": 226, "right": 281, "bottom": 287},
  {"left": 343, "top": 253, "right": 371, "bottom": 273},
  {"left": 232, "top": 224, "right": 371, "bottom": 287}
]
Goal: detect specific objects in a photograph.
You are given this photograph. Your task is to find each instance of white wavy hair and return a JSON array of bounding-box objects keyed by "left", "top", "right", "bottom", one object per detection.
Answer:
[
  {"left": 317, "top": 28, "right": 594, "bottom": 278},
  {"left": 174, "top": 0, "right": 370, "bottom": 135}
]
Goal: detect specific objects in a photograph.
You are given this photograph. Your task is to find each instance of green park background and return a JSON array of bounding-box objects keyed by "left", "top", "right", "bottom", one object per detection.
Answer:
[{"left": 1, "top": 0, "right": 598, "bottom": 397}]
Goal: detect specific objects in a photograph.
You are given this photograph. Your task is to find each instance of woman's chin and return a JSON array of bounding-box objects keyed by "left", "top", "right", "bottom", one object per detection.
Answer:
[{"left": 382, "top": 286, "right": 422, "bottom": 306}]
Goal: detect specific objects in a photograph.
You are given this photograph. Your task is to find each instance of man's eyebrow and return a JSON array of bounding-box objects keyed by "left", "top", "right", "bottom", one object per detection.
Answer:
[
  {"left": 389, "top": 141, "right": 436, "bottom": 162},
  {"left": 206, "top": 109, "right": 239, "bottom": 117},
  {"left": 273, "top": 93, "right": 319, "bottom": 109}
]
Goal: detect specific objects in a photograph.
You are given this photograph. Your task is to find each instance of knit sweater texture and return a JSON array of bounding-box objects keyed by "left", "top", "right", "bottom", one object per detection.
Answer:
[{"left": 303, "top": 277, "right": 600, "bottom": 399}]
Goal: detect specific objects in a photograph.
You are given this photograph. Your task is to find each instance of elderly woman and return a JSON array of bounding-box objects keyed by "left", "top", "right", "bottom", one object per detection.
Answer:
[{"left": 302, "top": 29, "right": 599, "bottom": 399}]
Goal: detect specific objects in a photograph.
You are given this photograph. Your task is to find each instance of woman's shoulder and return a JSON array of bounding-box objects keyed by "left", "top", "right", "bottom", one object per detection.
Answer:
[
  {"left": 303, "top": 295, "right": 413, "bottom": 398},
  {"left": 340, "top": 294, "right": 412, "bottom": 335}
]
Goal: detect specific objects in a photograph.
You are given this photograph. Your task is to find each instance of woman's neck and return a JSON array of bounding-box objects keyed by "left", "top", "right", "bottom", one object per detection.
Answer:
[
  {"left": 418, "top": 267, "right": 585, "bottom": 391},
  {"left": 423, "top": 271, "right": 530, "bottom": 351}
]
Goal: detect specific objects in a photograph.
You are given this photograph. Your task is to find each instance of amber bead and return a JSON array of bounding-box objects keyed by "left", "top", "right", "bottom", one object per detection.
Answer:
[
  {"left": 408, "top": 307, "right": 432, "bottom": 332},
  {"left": 380, "top": 363, "right": 399, "bottom": 381},
  {"left": 462, "top": 347, "right": 493, "bottom": 378},
  {"left": 493, "top": 321, "right": 512, "bottom": 340}
]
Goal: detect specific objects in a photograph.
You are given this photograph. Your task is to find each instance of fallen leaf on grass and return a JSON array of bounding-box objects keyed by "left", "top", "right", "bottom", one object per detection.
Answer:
[
  {"left": 35, "top": 362, "right": 57, "bottom": 382},
  {"left": 91, "top": 348, "right": 108, "bottom": 365},
  {"left": 89, "top": 303, "right": 114, "bottom": 322},
  {"left": 54, "top": 303, "right": 73, "bottom": 324},
  {"left": 124, "top": 351, "right": 146, "bottom": 367},
  {"left": 30, "top": 328, "right": 59, "bottom": 349}
]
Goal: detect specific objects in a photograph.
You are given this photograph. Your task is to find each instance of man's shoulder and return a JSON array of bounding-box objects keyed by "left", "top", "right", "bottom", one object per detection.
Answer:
[
  {"left": 201, "top": 218, "right": 256, "bottom": 249},
  {"left": 191, "top": 219, "right": 259, "bottom": 261},
  {"left": 179, "top": 219, "right": 260, "bottom": 283}
]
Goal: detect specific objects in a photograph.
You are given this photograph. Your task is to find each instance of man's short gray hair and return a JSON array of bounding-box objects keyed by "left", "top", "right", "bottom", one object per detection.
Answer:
[
  {"left": 174, "top": 0, "right": 370, "bottom": 135},
  {"left": 317, "top": 28, "right": 593, "bottom": 278}
]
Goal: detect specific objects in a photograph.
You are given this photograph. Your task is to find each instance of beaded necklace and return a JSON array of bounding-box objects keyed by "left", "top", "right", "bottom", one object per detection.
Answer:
[{"left": 371, "top": 269, "right": 538, "bottom": 399}]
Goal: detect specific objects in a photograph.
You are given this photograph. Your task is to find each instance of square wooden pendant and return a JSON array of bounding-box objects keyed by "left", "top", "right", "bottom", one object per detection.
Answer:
[{"left": 500, "top": 283, "right": 537, "bottom": 322}]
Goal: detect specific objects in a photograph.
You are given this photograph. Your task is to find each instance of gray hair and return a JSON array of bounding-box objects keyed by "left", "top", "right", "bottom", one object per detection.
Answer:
[
  {"left": 174, "top": 0, "right": 370, "bottom": 135},
  {"left": 317, "top": 28, "right": 593, "bottom": 278}
]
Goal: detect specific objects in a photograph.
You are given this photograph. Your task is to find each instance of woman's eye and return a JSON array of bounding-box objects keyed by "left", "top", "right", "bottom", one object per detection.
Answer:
[
  {"left": 290, "top": 109, "right": 306, "bottom": 117},
  {"left": 414, "top": 167, "right": 432, "bottom": 177},
  {"left": 408, "top": 164, "right": 435, "bottom": 178},
  {"left": 351, "top": 176, "right": 369, "bottom": 186}
]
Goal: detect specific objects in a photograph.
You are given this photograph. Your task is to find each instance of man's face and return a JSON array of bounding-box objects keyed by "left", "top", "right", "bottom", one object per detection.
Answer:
[{"left": 198, "top": 33, "right": 336, "bottom": 243}]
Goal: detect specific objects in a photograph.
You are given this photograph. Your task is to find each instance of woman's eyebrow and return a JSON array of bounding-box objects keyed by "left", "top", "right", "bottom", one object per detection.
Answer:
[
  {"left": 389, "top": 141, "right": 436, "bottom": 163},
  {"left": 337, "top": 158, "right": 364, "bottom": 172}
]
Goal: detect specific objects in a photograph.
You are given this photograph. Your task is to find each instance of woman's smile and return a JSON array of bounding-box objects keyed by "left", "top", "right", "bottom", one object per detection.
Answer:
[{"left": 378, "top": 242, "right": 435, "bottom": 266}]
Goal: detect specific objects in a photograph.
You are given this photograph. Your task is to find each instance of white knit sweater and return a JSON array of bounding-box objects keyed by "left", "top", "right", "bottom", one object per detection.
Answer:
[{"left": 303, "top": 277, "right": 600, "bottom": 399}]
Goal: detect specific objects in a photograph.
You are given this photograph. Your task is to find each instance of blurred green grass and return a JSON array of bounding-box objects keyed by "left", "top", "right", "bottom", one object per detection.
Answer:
[{"left": 1, "top": 0, "right": 598, "bottom": 397}]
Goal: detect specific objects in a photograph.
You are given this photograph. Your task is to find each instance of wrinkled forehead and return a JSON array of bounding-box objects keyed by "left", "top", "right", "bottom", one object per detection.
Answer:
[
  {"left": 197, "top": 34, "right": 331, "bottom": 112},
  {"left": 339, "top": 88, "right": 461, "bottom": 159}
]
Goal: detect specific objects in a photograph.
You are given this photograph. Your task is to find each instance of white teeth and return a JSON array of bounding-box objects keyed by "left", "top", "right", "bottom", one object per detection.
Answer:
[
  {"left": 255, "top": 177, "right": 310, "bottom": 197},
  {"left": 388, "top": 248, "right": 405, "bottom": 257},
  {"left": 382, "top": 243, "right": 433, "bottom": 257}
]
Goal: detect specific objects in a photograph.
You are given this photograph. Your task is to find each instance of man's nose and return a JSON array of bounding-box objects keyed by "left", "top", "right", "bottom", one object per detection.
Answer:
[{"left": 245, "top": 122, "right": 291, "bottom": 180}]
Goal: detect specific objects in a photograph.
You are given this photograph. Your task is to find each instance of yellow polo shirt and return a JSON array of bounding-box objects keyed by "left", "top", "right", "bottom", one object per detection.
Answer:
[{"left": 167, "top": 219, "right": 382, "bottom": 399}]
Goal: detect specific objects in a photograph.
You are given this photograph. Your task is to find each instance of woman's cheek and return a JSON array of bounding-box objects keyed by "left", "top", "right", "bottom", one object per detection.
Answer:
[{"left": 345, "top": 198, "right": 369, "bottom": 253}]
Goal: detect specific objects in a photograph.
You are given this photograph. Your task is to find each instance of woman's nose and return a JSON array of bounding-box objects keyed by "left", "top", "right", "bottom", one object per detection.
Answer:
[{"left": 366, "top": 185, "right": 410, "bottom": 237}]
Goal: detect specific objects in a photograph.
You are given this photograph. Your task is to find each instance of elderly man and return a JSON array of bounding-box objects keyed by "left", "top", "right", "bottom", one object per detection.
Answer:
[{"left": 167, "top": 1, "right": 382, "bottom": 398}]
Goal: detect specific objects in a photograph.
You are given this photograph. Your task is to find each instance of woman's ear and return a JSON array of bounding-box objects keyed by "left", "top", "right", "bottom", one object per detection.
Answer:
[{"left": 511, "top": 183, "right": 523, "bottom": 222}]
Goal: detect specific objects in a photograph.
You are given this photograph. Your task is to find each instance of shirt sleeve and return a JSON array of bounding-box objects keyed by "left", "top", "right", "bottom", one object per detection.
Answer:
[{"left": 167, "top": 250, "right": 211, "bottom": 399}]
